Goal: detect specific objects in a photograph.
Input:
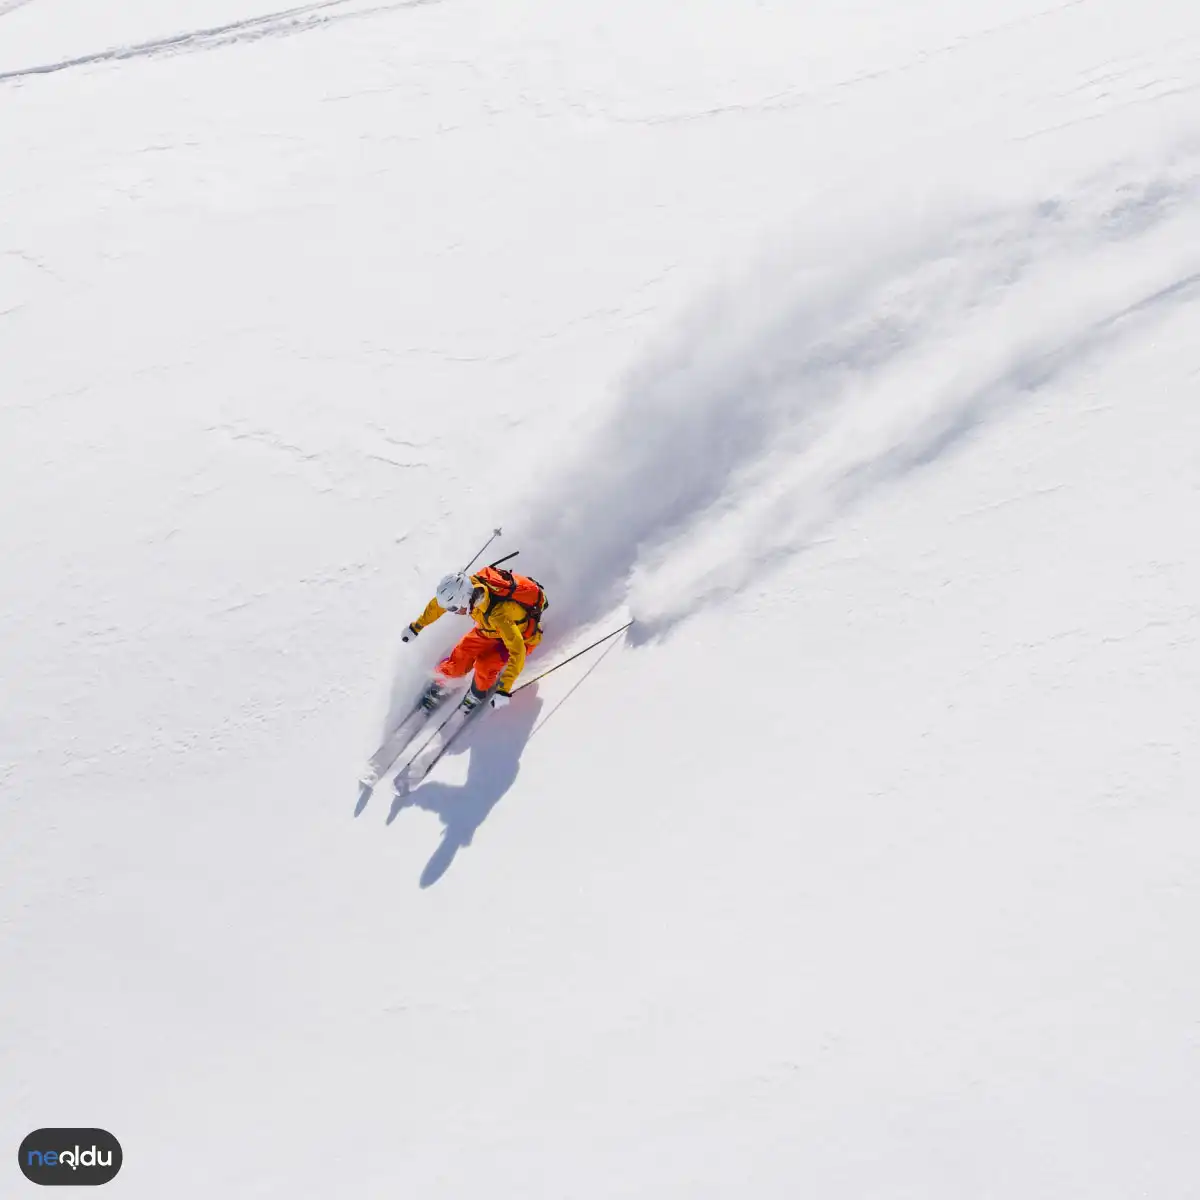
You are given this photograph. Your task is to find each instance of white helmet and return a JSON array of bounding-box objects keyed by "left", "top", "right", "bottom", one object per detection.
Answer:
[{"left": 436, "top": 572, "right": 475, "bottom": 613}]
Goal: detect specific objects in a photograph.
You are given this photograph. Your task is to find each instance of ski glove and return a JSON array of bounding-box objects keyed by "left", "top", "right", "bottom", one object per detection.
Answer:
[
  {"left": 401, "top": 623, "right": 420, "bottom": 643},
  {"left": 490, "top": 690, "right": 512, "bottom": 710}
]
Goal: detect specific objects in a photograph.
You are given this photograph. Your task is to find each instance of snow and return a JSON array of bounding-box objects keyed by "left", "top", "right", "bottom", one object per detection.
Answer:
[{"left": 2, "top": 0, "right": 1199, "bottom": 1195}]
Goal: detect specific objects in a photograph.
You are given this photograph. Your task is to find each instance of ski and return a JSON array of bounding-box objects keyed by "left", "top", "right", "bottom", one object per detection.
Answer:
[
  {"left": 392, "top": 704, "right": 483, "bottom": 798},
  {"left": 359, "top": 705, "right": 428, "bottom": 789},
  {"left": 359, "top": 679, "right": 464, "bottom": 790}
]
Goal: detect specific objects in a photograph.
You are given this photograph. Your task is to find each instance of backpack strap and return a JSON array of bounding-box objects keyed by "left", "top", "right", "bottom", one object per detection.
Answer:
[
  {"left": 526, "top": 577, "right": 547, "bottom": 616},
  {"left": 473, "top": 567, "right": 509, "bottom": 626}
]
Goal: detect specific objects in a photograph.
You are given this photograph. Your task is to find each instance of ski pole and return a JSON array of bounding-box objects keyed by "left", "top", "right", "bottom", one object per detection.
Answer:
[
  {"left": 489, "top": 550, "right": 519, "bottom": 568},
  {"left": 514, "top": 620, "right": 634, "bottom": 693},
  {"left": 462, "top": 527, "right": 502, "bottom": 573}
]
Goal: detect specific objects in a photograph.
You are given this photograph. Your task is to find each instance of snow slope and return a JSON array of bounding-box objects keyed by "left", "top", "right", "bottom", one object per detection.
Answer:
[{"left": 3, "top": 0, "right": 1199, "bottom": 1196}]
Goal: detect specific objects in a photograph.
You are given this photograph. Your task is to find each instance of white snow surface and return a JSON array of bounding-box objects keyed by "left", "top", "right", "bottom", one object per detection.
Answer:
[{"left": 3, "top": 0, "right": 1200, "bottom": 1195}]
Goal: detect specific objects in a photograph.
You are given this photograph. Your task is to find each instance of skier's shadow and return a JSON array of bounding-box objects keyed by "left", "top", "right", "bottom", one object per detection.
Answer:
[{"left": 387, "top": 690, "right": 544, "bottom": 888}]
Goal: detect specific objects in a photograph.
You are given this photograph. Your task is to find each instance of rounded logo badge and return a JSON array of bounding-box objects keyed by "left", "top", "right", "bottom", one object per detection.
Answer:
[{"left": 18, "top": 1129, "right": 123, "bottom": 1186}]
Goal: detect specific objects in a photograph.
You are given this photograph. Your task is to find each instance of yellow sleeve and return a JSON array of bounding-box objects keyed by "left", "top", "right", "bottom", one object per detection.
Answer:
[
  {"left": 412, "top": 596, "right": 447, "bottom": 632},
  {"left": 492, "top": 608, "right": 528, "bottom": 692}
]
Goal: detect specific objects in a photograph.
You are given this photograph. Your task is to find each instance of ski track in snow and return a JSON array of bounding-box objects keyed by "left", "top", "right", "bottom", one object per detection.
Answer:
[
  {"left": 0, "top": 0, "right": 440, "bottom": 83},
  {"left": 511, "top": 153, "right": 1200, "bottom": 645}
]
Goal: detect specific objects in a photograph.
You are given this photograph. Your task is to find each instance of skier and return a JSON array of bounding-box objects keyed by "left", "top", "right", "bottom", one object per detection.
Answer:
[{"left": 402, "top": 566, "right": 548, "bottom": 714}]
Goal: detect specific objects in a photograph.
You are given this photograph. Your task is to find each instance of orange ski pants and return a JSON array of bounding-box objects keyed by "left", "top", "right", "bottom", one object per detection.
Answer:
[{"left": 436, "top": 629, "right": 532, "bottom": 693}]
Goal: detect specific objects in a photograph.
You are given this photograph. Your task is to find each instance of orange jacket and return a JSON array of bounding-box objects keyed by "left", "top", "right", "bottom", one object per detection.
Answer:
[{"left": 411, "top": 573, "right": 542, "bottom": 692}]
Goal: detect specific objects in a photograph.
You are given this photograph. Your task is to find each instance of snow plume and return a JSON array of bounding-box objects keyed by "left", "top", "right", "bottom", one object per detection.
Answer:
[{"left": 512, "top": 153, "right": 1200, "bottom": 646}]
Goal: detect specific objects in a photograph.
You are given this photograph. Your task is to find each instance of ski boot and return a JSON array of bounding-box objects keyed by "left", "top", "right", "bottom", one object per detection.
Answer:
[
  {"left": 420, "top": 676, "right": 451, "bottom": 712},
  {"left": 458, "top": 682, "right": 489, "bottom": 714}
]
